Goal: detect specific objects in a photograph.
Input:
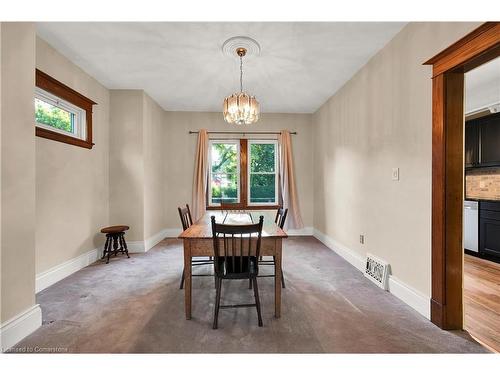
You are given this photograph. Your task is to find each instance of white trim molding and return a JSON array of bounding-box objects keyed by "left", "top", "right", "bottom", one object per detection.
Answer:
[
  {"left": 0, "top": 304, "right": 42, "bottom": 350},
  {"left": 285, "top": 226, "right": 314, "bottom": 236},
  {"left": 388, "top": 276, "right": 430, "bottom": 319},
  {"left": 36, "top": 247, "right": 101, "bottom": 293},
  {"left": 313, "top": 229, "right": 430, "bottom": 320},
  {"left": 313, "top": 229, "right": 365, "bottom": 271},
  {"left": 128, "top": 228, "right": 178, "bottom": 253}
]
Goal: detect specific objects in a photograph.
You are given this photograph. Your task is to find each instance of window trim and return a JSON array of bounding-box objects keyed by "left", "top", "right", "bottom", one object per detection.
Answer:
[
  {"left": 247, "top": 139, "right": 279, "bottom": 206},
  {"left": 208, "top": 139, "right": 241, "bottom": 207},
  {"left": 207, "top": 138, "right": 280, "bottom": 210},
  {"left": 35, "top": 69, "right": 97, "bottom": 149}
]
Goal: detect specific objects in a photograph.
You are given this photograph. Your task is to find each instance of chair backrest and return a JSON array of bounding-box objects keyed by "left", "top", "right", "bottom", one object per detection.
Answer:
[
  {"left": 178, "top": 204, "right": 193, "bottom": 231},
  {"left": 275, "top": 207, "right": 288, "bottom": 229},
  {"left": 211, "top": 215, "right": 264, "bottom": 276}
]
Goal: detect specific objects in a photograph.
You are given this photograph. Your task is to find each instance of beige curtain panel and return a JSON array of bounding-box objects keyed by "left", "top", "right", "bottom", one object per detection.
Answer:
[
  {"left": 279, "top": 130, "right": 304, "bottom": 229},
  {"left": 191, "top": 129, "right": 209, "bottom": 221}
]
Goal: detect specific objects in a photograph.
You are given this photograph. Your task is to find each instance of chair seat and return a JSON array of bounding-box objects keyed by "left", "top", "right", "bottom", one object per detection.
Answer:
[
  {"left": 217, "top": 256, "right": 258, "bottom": 279},
  {"left": 101, "top": 225, "right": 130, "bottom": 234}
]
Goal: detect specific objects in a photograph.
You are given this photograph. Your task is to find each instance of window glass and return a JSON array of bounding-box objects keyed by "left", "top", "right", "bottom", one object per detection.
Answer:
[
  {"left": 249, "top": 142, "right": 277, "bottom": 204},
  {"left": 35, "top": 97, "right": 75, "bottom": 133},
  {"left": 34, "top": 87, "right": 86, "bottom": 140},
  {"left": 210, "top": 142, "right": 239, "bottom": 204}
]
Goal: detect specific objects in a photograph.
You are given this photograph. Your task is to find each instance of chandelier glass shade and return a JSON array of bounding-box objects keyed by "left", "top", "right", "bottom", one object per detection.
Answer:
[
  {"left": 223, "top": 47, "right": 260, "bottom": 125},
  {"left": 223, "top": 93, "right": 259, "bottom": 125}
]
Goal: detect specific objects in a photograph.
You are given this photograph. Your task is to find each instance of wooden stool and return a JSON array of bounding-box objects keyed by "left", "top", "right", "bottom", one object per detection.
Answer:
[{"left": 100, "top": 225, "right": 130, "bottom": 264}]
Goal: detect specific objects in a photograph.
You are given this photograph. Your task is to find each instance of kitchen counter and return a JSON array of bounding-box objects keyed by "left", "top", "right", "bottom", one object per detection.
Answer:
[{"left": 465, "top": 198, "right": 500, "bottom": 202}]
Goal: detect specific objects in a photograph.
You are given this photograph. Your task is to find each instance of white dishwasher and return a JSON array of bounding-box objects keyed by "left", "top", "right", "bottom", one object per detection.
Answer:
[{"left": 464, "top": 200, "right": 479, "bottom": 253}]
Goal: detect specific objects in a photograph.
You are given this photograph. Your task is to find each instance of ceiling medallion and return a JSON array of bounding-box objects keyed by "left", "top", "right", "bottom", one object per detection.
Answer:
[{"left": 222, "top": 37, "right": 260, "bottom": 125}]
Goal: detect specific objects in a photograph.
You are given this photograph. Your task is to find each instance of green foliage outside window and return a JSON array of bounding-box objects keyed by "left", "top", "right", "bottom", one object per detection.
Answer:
[
  {"left": 35, "top": 98, "right": 73, "bottom": 133},
  {"left": 211, "top": 143, "right": 238, "bottom": 203},
  {"left": 250, "top": 143, "right": 276, "bottom": 203}
]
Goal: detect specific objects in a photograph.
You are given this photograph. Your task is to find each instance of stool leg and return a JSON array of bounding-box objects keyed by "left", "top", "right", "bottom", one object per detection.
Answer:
[
  {"left": 121, "top": 233, "right": 130, "bottom": 258},
  {"left": 102, "top": 236, "right": 110, "bottom": 260},
  {"left": 112, "top": 234, "right": 119, "bottom": 257},
  {"left": 106, "top": 235, "right": 113, "bottom": 264}
]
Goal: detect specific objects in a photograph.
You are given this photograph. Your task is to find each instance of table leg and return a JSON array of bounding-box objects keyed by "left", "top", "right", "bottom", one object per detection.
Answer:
[
  {"left": 183, "top": 239, "right": 192, "bottom": 320},
  {"left": 274, "top": 238, "right": 282, "bottom": 318}
]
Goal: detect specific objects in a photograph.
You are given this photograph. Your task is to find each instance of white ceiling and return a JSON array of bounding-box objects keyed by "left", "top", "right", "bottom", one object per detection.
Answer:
[
  {"left": 465, "top": 57, "right": 500, "bottom": 114},
  {"left": 36, "top": 22, "right": 406, "bottom": 113}
]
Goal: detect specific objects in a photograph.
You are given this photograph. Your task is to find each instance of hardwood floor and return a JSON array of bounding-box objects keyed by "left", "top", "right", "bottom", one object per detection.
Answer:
[{"left": 464, "top": 254, "right": 500, "bottom": 352}]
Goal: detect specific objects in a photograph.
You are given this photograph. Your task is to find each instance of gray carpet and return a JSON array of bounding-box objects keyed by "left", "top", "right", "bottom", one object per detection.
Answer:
[{"left": 14, "top": 237, "right": 488, "bottom": 353}]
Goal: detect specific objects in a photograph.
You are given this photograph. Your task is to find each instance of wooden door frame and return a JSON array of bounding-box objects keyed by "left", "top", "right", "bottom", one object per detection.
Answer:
[{"left": 424, "top": 22, "right": 500, "bottom": 329}]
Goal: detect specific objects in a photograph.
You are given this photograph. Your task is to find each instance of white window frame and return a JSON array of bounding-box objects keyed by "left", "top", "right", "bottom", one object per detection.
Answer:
[
  {"left": 247, "top": 139, "right": 279, "bottom": 206},
  {"left": 35, "top": 87, "right": 87, "bottom": 140},
  {"left": 208, "top": 139, "right": 241, "bottom": 206}
]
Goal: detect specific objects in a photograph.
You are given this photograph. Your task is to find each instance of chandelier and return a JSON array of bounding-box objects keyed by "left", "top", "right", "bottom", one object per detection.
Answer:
[{"left": 223, "top": 47, "right": 260, "bottom": 125}]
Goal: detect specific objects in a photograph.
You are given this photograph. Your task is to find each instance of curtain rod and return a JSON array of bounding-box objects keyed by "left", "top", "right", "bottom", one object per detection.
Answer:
[{"left": 188, "top": 130, "right": 297, "bottom": 135}]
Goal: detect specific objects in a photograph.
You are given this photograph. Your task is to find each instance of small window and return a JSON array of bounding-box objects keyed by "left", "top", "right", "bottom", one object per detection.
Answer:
[
  {"left": 35, "top": 88, "right": 86, "bottom": 140},
  {"left": 35, "top": 69, "right": 96, "bottom": 149},
  {"left": 248, "top": 140, "right": 278, "bottom": 205},
  {"left": 209, "top": 140, "right": 240, "bottom": 205}
]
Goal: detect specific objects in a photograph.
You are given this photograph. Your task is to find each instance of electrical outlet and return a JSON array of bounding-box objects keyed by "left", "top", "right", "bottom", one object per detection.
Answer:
[
  {"left": 360, "top": 234, "right": 365, "bottom": 244},
  {"left": 392, "top": 167, "right": 399, "bottom": 181}
]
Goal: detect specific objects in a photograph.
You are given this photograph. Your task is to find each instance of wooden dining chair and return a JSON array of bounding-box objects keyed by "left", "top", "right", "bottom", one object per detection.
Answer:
[
  {"left": 178, "top": 204, "right": 214, "bottom": 289},
  {"left": 257, "top": 207, "right": 288, "bottom": 288},
  {"left": 210, "top": 215, "right": 264, "bottom": 329}
]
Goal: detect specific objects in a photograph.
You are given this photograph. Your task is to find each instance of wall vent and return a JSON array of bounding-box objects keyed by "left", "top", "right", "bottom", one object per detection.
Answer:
[{"left": 364, "top": 253, "right": 389, "bottom": 290}]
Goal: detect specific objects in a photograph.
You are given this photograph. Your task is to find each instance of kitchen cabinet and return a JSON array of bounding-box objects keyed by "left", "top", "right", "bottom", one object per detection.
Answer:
[
  {"left": 465, "top": 112, "right": 500, "bottom": 168},
  {"left": 479, "top": 201, "right": 500, "bottom": 261},
  {"left": 465, "top": 120, "right": 480, "bottom": 167},
  {"left": 479, "top": 112, "right": 500, "bottom": 166}
]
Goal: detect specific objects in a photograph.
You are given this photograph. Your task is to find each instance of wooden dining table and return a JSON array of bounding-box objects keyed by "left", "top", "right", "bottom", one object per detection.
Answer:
[{"left": 178, "top": 210, "right": 288, "bottom": 320}]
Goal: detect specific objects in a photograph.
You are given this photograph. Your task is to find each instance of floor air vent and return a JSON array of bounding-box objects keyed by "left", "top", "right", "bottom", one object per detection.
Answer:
[{"left": 364, "top": 253, "right": 389, "bottom": 290}]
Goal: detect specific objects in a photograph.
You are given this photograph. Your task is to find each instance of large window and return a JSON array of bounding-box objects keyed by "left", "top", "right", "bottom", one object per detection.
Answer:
[
  {"left": 35, "top": 69, "right": 96, "bottom": 149},
  {"left": 208, "top": 139, "right": 278, "bottom": 208}
]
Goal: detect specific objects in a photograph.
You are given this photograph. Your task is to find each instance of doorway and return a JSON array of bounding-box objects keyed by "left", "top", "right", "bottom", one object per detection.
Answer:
[{"left": 424, "top": 22, "right": 500, "bottom": 335}]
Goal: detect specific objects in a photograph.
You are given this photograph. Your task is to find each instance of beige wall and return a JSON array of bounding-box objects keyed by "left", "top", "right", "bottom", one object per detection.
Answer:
[
  {"left": 163, "top": 112, "right": 314, "bottom": 229},
  {"left": 35, "top": 38, "right": 111, "bottom": 274},
  {"left": 110, "top": 90, "right": 145, "bottom": 241},
  {"left": 1, "top": 23, "right": 36, "bottom": 322},
  {"left": 143, "top": 94, "right": 166, "bottom": 238},
  {"left": 312, "top": 22, "right": 481, "bottom": 297},
  {"left": 110, "top": 90, "right": 166, "bottom": 242}
]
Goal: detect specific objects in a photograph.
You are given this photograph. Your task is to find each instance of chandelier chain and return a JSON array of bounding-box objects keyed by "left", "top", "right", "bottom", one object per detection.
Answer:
[{"left": 240, "top": 55, "right": 243, "bottom": 93}]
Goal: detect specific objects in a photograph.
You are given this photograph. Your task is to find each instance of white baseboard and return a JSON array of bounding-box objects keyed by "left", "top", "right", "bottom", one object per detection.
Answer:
[
  {"left": 0, "top": 304, "right": 42, "bottom": 350},
  {"left": 163, "top": 228, "right": 182, "bottom": 238},
  {"left": 125, "top": 228, "right": 177, "bottom": 253},
  {"left": 36, "top": 247, "right": 101, "bottom": 293},
  {"left": 286, "top": 226, "right": 314, "bottom": 236},
  {"left": 388, "top": 276, "right": 430, "bottom": 319},
  {"left": 313, "top": 229, "right": 430, "bottom": 320},
  {"left": 313, "top": 229, "right": 365, "bottom": 271}
]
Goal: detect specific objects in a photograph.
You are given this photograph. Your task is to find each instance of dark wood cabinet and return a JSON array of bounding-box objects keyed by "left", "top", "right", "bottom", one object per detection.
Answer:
[
  {"left": 479, "top": 201, "right": 500, "bottom": 261},
  {"left": 479, "top": 112, "right": 500, "bottom": 166},
  {"left": 465, "top": 112, "right": 500, "bottom": 169},
  {"left": 465, "top": 120, "right": 480, "bottom": 167}
]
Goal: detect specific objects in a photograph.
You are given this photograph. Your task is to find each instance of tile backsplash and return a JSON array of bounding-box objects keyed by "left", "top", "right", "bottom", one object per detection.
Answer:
[{"left": 466, "top": 167, "right": 500, "bottom": 200}]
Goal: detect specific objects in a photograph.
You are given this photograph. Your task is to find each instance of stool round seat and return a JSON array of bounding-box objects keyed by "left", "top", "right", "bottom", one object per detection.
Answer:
[{"left": 100, "top": 225, "right": 129, "bottom": 234}]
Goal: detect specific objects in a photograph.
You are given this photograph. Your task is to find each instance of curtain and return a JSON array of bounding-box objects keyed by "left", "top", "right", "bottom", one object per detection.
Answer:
[
  {"left": 191, "top": 129, "right": 209, "bottom": 221},
  {"left": 278, "top": 130, "right": 304, "bottom": 230}
]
